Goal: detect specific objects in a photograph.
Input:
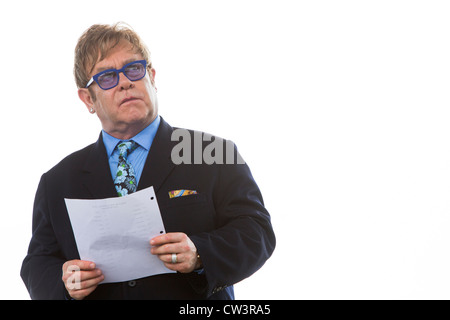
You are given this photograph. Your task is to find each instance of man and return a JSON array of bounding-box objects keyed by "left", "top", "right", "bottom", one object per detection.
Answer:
[{"left": 21, "top": 23, "right": 275, "bottom": 300}]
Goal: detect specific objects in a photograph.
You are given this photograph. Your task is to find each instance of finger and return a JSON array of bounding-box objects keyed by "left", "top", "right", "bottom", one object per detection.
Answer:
[
  {"left": 77, "top": 260, "right": 96, "bottom": 270},
  {"left": 69, "top": 281, "right": 101, "bottom": 300},
  {"left": 63, "top": 265, "right": 102, "bottom": 283},
  {"left": 63, "top": 260, "right": 96, "bottom": 272},
  {"left": 159, "top": 251, "right": 199, "bottom": 274},
  {"left": 67, "top": 273, "right": 104, "bottom": 291},
  {"left": 157, "top": 253, "right": 185, "bottom": 264},
  {"left": 163, "top": 260, "right": 193, "bottom": 273},
  {"left": 163, "top": 261, "right": 182, "bottom": 272},
  {"left": 79, "top": 268, "right": 103, "bottom": 282},
  {"left": 64, "top": 269, "right": 103, "bottom": 291},
  {"left": 78, "top": 274, "right": 104, "bottom": 290},
  {"left": 150, "top": 232, "right": 186, "bottom": 246},
  {"left": 157, "top": 254, "right": 173, "bottom": 264},
  {"left": 150, "top": 242, "right": 185, "bottom": 255}
]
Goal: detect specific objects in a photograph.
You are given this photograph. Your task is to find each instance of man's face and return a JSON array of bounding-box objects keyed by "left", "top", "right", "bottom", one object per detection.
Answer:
[{"left": 78, "top": 40, "right": 157, "bottom": 139}]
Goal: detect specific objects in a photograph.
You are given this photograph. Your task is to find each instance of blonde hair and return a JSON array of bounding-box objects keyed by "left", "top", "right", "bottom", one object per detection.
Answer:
[{"left": 74, "top": 22, "right": 152, "bottom": 89}]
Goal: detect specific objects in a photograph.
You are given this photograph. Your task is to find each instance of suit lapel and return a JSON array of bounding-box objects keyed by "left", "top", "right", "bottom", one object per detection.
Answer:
[
  {"left": 137, "top": 117, "right": 176, "bottom": 193},
  {"left": 81, "top": 133, "right": 118, "bottom": 199}
]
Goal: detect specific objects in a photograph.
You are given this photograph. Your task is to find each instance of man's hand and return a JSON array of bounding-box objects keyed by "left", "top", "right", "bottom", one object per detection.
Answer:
[
  {"left": 62, "top": 260, "right": 104, "bottom": 300},
  {"left": 150, "top": 232, "right": 202, "bottom": 273}
]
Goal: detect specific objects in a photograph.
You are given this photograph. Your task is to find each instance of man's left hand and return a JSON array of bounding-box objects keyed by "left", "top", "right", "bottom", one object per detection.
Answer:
[{"left": 150, "top": 232, "right": 202, "bottom": 273}]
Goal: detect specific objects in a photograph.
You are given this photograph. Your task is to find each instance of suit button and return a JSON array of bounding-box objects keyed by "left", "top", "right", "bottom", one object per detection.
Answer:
[{"left": 128, "top": 280, "right": 137, "bottom": 287}]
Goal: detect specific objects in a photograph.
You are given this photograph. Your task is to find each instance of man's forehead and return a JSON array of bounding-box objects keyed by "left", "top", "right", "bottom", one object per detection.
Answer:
[{"left": 91, "top": 41, "right": 142, "bottom": 74}]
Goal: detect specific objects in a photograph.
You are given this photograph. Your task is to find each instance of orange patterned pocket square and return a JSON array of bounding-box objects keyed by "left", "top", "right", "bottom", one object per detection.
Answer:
[{"left": 168, "top": 189, "right": 198, "bottom": 199}]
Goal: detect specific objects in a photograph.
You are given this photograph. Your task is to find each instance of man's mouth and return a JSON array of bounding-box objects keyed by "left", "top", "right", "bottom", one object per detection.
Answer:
[{"left": 120, "top": 97, "right": 139, "bottom": 106}]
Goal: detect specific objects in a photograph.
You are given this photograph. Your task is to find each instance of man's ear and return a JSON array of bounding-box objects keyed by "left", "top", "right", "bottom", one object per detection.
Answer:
[
  {"left": 78, "top": 88, "right": 96, "bottom": 113},
  {"left": 149, "top": 68, "right": 156, "bottom": 87}
]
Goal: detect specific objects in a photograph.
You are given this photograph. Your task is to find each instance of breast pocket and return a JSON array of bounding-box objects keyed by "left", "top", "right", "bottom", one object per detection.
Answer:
[
  {"left": 165, "top": 193, "right": 207, "bottom": 208},
  {"left": 159, "top": 193, "right": 215, "bottom": 235}
]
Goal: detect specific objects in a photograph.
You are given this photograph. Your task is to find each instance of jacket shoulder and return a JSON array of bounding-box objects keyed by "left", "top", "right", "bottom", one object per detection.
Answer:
[{"left": 44, "top": 142, "right": 96, "bottom": 178}]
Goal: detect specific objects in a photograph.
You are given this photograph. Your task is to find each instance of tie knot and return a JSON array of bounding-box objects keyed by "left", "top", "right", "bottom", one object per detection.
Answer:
[{"left": 116, "top": 140, "right": 137, "bottom": 157}]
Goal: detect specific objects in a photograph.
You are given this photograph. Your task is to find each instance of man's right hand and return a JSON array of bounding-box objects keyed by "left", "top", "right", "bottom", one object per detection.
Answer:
[{"left": 62, "top": 260, "right": 104, "bottom": 300}]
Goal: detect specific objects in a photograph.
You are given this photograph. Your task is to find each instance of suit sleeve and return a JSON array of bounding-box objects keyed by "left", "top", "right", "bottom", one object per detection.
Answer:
[
  {"left": 20, "top": 174, "right": 68, "bottom": 300},
  {"left": 189, "top": 143, "right": 276, "bottom": 297}
]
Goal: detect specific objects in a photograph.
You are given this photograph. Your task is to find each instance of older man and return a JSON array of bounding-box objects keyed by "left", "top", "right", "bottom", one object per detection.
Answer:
[{"left": 21, "top": 23, "right": 275, "bottom": 300}]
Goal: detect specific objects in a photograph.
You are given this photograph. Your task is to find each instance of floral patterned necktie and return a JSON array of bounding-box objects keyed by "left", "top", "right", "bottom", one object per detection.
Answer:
[{"left": 114, "top": 141, "right": 138, "bottom": 197}]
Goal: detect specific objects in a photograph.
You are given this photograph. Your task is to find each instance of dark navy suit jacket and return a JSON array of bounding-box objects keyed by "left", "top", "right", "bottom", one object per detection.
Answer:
[{"left": 20, "top": 117, "right": 275, "bottom": 299}]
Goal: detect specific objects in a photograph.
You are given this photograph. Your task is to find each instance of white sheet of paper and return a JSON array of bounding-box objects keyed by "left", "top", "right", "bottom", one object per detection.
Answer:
[{"left": 64, "top": 186, "right": 174, "bottom": 283}]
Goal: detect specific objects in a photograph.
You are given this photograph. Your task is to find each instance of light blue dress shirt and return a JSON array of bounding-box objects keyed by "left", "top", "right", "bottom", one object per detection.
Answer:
[{"left": 102, "top": 115, "right": 161, "bottom": 185}]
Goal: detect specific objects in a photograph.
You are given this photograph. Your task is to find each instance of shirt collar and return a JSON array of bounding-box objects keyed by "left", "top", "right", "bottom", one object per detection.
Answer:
[{"left": 102, "top": 115, "right": 161, "bottom": 157}]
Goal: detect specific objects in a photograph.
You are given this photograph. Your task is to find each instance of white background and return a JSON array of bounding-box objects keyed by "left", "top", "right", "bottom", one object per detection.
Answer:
[{"left": 1, "top": 0, "right": 450, "bottom": 300}]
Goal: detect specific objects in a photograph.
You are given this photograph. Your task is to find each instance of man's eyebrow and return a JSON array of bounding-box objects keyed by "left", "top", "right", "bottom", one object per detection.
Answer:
[{"left": 93, "top": 58, "right": 138, "bottom": 74}]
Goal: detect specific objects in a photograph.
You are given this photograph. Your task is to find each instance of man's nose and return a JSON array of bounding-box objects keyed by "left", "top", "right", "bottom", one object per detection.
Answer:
[{"left": 118, "top": 72, "right": 134, "bottom": 90}]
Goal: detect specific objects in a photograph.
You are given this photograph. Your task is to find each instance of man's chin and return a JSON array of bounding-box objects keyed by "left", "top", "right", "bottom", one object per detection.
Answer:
[{"left": 117, "top": 113, "right": 155, "bottom": 132}]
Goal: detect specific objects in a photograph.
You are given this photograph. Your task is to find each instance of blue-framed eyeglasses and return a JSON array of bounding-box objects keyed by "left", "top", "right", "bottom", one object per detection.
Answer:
[{"left": 85, "top": 60, "right": 148, "bottom": 90}]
